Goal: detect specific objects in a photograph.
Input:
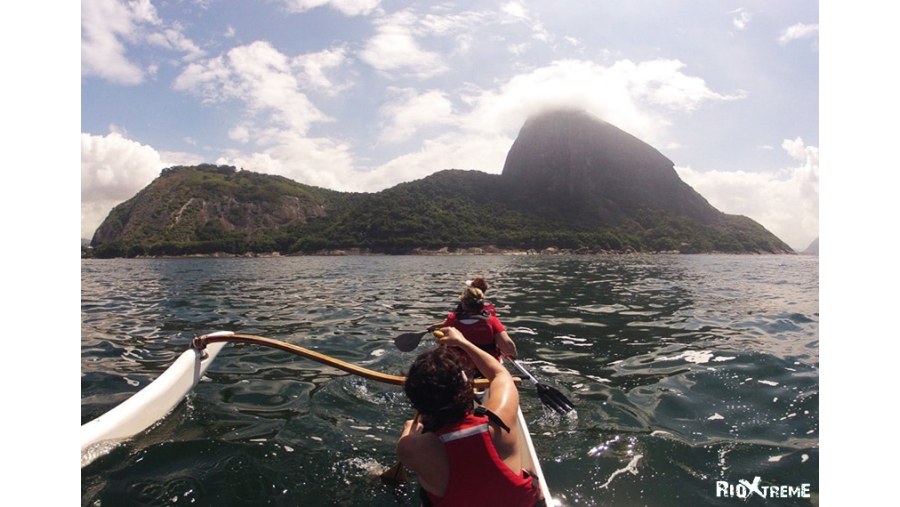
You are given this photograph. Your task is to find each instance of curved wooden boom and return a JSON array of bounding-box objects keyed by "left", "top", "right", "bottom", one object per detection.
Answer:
[
  {"left": 198, "top": 333, "right": 495, "bottom": 388},
  {"left": 202, "top": 333, "right": 407, "bottom": 384}
]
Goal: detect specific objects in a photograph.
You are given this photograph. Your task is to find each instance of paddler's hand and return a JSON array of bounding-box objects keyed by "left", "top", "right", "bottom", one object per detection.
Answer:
[
  {"left": 436, "top": 326, "right": 471, "bottom": 348},
  {"left": 401, "top": 417, "right": 422, "bottom": 437},
  {"left": 496, "top": 331, "right": 518, "bottom": 360}
]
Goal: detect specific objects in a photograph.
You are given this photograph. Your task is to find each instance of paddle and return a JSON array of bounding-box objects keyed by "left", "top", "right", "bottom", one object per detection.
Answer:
[
  {"left": 380, "top": 412, "right": 421, "bottom": 484},
  {"left": 390, "top": 329, "right": 574, "bottom": 414},
  {"left": 509, "top": 359, "right": 575, "bottom": 415},
  {"left": 393, "top": 326, "right": 438, "bottom": 352}
]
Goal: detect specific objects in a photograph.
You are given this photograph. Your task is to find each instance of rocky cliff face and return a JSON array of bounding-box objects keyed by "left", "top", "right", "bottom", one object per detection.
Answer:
[
  {"left": 91, "top": 165, "right": 336, "bottom": 246},
  {"left": 501, "top": 109, "right": 719, "bottom": 223}
]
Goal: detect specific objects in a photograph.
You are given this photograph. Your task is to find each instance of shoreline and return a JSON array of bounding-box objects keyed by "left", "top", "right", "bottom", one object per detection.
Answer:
[{"left": 82, "top": 244, "right": 801, "bottom": 260}]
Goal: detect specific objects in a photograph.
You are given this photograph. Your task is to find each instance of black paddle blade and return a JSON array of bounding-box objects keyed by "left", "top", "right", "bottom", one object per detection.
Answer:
[
  {"left": 536, "top": 384, "right": 575, "bottom": 415},
  {"left": 394, "top": 332, "right": 426, "bottom": 352}
]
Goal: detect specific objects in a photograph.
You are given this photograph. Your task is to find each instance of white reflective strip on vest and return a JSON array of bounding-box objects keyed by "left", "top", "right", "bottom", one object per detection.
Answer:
[{"left": 438, "top": 423, "right": 489, "bottom": 443}]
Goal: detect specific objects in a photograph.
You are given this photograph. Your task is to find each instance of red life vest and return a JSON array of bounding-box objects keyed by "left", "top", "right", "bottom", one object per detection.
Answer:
[
  {"left": 443, "top": 312, "right": 506, "bottom": 359},
  {"left": 425, "top": 412, "right": 542, "bottom": 507}
]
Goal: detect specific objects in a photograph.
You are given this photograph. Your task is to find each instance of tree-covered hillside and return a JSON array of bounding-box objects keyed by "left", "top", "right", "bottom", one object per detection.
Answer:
[
  {"left": 87, "top": 110, "right": 793, "bottom": 258},
  {"left": 88, "top": 166, "right": 790, "bottom": 258}
]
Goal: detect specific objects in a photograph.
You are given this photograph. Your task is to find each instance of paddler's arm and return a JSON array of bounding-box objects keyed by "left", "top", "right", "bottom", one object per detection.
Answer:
[
  {"left": 397, "top": 418, "right": 423, "bottom": 466},
  {"left": 494, "top": 330, "right": 518, "bottom": 360},
  {"left": 438, "top": 327, "right": 520, "bottom": 426},
  {"left": 397, "top": 418, "right": 446, "bottom": 494}
]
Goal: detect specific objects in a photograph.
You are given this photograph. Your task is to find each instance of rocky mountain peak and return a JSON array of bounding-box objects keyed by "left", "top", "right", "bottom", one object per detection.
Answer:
[{"left": 501, "top": 109, "right": 716, "bottom": 222}]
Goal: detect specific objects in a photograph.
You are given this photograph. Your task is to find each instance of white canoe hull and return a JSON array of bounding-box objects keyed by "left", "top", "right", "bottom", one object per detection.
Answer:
[
  {"left": 80, "top": 334, "right": 229, "bottom": 467},
  {"left": 515, "top": 406, "right": 554, "bottom": 506},
  {"left": 483, "top": 386, "right": 554, "bottom": 505}
]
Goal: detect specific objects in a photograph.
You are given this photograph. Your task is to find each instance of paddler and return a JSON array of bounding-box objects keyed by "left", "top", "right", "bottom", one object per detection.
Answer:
[
  {"left": 439, "top": 284, "right": 518, "bottom": 361},
  {"left": 396, "top": 327, "right": 544, "bottom": 506},
  {"left": 462, "top": 277, "right": 497, "bottom": 316}
]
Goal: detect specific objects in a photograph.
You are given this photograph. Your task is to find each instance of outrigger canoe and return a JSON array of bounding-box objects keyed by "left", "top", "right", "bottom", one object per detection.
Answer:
[{"left": 80, "top": 331, "right": 556, "bottom": 505}]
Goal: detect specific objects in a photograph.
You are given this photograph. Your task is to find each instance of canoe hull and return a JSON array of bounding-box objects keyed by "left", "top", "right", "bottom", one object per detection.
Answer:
[
  {"left": 483, "top": 387, "right": 554, "bottom": 505},
  {"left": 80, "top": 334, "right": 229, "bottom": 467},
  {"left": 516, "top": 407, "right": 554, "bottom": 505}
]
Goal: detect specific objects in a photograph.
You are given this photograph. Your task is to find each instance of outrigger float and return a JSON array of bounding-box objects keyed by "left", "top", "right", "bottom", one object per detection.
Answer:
[{"left": 81, "top": 331, "right": 571, "bottom": 505}]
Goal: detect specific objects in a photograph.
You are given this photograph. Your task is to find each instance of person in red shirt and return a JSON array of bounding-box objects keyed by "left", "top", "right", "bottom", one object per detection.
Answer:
[
  {"left": 442, "top": 285, "right": 517, "bottom": 361},
  {"left": 466, "top": 277, "right": 497, "bottom": 316},
  {"left": 397, "top": 327, "right": 543, "bottom": 507}
]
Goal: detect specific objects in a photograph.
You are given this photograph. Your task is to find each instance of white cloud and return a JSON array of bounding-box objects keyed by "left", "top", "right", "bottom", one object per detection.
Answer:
[
  {"left": 732, "top": 9, "right": 752, "bottom": 30},
  {"left": 81, "top": 132, "right": 166, "bottom": 238},
  {"left": 778, "top": 23, "right": 819, "bottom": 45},
  {"left": 174, "top": 41, "right": 329, "bottom": 134},
  {"left": 157, "top": 150, "right": 207, "bottom": 167},
  {"left": 564, "top": 36, "right": 583, "bottom": 49},
  {"left": 378, "top": 88, "right": 456, "bottom": 143},
  {"left": 216, "top": 131, "right": 357, "bottom": 191},
  {"left": 458, "top": 58, "right": 739, "bottom": 144},
  {"left": 356, "top": 3, "right": 554, "bottom": 78},
  {"left": 81, "top": 0, "right": 151, "bottom": 84},
  {"left": 281, "top": 0, "right": 382, "bottom": 16},
  {"left": 146, "top": 25, "right": 205, "bottom": 62},
  {"left": 229, "top": 125, "right": 251, "bottom": 143},
  {"left": 81, "top": 0, "right": 204, "bottom": 84},
  {"left": 420, "top": 9, "right": 487, "bottom": 36},
  {"left": 359, "top": 11, "right": 449, "bottom": 78},
  {"left": 291, "top": 46, "right": 350, "bottom": 94},
  {"left": 621, "top": 59, "right": 746, "bottom": 112},
  {"left": 228, "top": 43, "right": 330, "bottom": 131},
  {"left": 358, "top": 131, "right": 515, "bottom": 191},
  {"left": 500, "top": 1, "right": 550, "bottom": 41},
  {"left": 675, "top": 139, "right": 819, "bottom": 251},
  {"left": 171, "top": 41, "right": 364, "bottom": 190},
  {"left": 500, "top": 2, "right": 527, "bottom": 19},
  {"left": 362, "top": 57, "right": 742, "bottom": 192}
]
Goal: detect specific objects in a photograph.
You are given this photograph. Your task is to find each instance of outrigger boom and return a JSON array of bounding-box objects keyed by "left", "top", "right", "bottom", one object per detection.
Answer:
[{"left": 80, "top": 331, "right": 556, "bottom": 504}]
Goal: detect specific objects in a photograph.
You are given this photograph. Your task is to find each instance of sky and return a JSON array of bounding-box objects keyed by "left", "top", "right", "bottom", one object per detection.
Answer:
[{"left": 79, "top": 0, "right": 820, "bottom": 250}]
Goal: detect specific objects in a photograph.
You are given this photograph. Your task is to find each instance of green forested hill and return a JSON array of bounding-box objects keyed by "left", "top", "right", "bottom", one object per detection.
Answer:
[
  {"left": 88, "top": 166, "right": 789, "bottom": 258},
  {"left": 88, "top": 111, "right": 793, "bottom": 258}
]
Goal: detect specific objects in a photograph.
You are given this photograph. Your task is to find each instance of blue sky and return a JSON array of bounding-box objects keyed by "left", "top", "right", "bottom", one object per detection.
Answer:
[{"left": 80, "top": 0, "right": 819, "bottom": 250}]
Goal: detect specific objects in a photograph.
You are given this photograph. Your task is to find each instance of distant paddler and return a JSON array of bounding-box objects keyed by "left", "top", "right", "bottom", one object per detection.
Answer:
[{"left": 396, "top": 327, "right": 544, "bottom": 506}]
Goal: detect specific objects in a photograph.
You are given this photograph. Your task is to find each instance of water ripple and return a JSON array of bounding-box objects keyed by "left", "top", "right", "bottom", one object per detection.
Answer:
[{"left": 82, "top": 254, "right": 818, "bottom": 505}]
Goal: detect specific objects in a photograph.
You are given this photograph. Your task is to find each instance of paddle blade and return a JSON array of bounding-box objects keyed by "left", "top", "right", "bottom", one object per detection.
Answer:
[
  {"left": 380, "top": 461, "right": 409, "bottom": 484},
  {"left": 394, "top": 332, "right": 425, "bottom": 352},
  {"left": 537, "top": 384, "right": 575, "bottom": 415}
]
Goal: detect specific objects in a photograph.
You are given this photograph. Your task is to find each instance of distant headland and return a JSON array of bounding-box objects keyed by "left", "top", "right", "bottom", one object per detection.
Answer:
[{"left": 85, "top": 109, "right": 792, "bottom": 259}]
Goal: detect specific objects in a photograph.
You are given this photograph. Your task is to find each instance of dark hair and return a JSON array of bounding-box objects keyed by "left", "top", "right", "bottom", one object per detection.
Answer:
[{"left": 404, "top": 346, "right": 475, "bottom": 432}]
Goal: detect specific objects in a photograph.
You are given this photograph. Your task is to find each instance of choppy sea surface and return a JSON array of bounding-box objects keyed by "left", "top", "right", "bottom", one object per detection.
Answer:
[{"left": 81, "top": 254, "right": 818, "bottom": 506}]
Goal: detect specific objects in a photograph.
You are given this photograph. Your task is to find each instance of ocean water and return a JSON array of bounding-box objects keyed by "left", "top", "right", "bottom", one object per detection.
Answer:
[{"left": 81, "top": 254, "right": 818, "bottom": 506}]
